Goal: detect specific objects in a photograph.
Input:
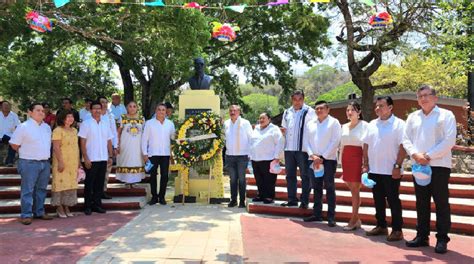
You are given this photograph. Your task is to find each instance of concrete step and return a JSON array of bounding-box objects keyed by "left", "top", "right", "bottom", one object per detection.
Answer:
[
  {"left": 246, "top": 185, "right": 474, "bottom": 217},
  {"left": 0, "top": 184, "right": 147, "bottom": 199},
  {"left": 245, "top": 175, "right": 474, "bottom": 199},
  {"left": 247, "top": 201, "right": 474, "bottom": 236},
  {"left": 0, "top": 196, "right": 146, "bottom": 216},
  {"left": 0, "top": 174, "right": 150, "bottom": 186}
]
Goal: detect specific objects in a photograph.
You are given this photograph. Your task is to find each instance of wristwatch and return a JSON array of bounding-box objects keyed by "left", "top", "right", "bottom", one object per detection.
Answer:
[{"left": 393, "top": 164, "right": 402, "bottom": 169}]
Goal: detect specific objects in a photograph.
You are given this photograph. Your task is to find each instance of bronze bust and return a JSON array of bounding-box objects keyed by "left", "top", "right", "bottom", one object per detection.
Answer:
[{"left": 188, "top": 57, "right": 212, "bottom": 90}]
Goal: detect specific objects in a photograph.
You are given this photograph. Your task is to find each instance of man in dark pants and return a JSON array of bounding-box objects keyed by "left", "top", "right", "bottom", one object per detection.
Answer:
[
  {"left": 142, "top": 103, "right": 176, "bottom": 205},
  {"left": 403, "top": 85, "right": 457, "bottom": 254},
  {"left": 303, "top": 101, "right": 341, "bottom": 226},
  {"left": 363, "top": 96, "right": 406, "bottom": 241},
  {"left": 79, "top": 100, "right": 114, "bottom": 215},
  {"left": 281, "top": 90, "right": 315, "bottom": 208},
  {"left": 224, "top": 105, "right": 253, "bottom": 208}
]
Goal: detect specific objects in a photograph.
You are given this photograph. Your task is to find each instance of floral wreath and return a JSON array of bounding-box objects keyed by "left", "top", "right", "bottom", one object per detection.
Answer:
[{"left": 173, "top": 111, "right": 224, "bottom": 167}]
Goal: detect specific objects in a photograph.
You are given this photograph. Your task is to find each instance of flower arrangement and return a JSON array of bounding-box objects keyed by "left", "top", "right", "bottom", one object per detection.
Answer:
[{"left": 173, "top": 111, "right": 224, "bottom": 167}]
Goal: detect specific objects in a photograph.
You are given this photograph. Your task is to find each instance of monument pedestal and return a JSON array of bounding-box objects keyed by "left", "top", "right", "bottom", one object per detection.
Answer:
[{"left": 173, "top": 90, "right": 229, "bottom": 204}]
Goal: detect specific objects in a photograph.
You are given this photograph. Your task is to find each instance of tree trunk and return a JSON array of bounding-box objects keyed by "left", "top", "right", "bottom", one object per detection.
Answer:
[
  {"left": 355, "top": 78, "right": 375, "bottom": 121},
  {"left": 119, "top": 66, "right": 134, "bottom": 105},
  {"left": 141, "top": 84, "right": 152, "bottom": 119}
]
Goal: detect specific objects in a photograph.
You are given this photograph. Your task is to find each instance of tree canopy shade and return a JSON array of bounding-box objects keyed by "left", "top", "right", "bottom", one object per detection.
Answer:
[{"left": 0, "top": 1, "right": 331, "bottom": 118}]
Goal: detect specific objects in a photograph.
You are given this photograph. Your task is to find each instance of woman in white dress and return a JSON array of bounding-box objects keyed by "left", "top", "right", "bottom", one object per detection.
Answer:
[{"left": 116, "top": 101, "right": 145, "bottom": 187}]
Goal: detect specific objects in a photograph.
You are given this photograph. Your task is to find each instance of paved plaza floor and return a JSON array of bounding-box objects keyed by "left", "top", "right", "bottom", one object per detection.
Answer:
[{"left": 1, "top": 203, "right": 473, "bottom": 263}]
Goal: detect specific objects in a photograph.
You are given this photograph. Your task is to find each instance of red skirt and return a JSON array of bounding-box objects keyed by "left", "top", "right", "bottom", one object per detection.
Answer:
[{"left": 341, "top": 145, "right": 363, "bottom": 183}]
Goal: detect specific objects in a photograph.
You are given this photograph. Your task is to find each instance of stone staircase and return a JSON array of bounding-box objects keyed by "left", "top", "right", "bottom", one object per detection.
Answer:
[
  {"left": 0, "top": 167, "right": 148, "bottom": 217},
  {"left": 246, "top": 168, "right": 474, "bottom": 236}
]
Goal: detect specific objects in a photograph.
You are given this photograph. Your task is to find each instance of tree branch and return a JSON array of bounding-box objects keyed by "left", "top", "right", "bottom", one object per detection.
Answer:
[{"left": 373, "top": 81, "right": 397, "bottom": 90}]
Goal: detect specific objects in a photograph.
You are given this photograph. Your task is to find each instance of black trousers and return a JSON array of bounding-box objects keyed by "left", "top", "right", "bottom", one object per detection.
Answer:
[
  {"left": 312, "top": 159, "right": 337, "bottom": 220},
  {"left": 149, "top": 156, "right": 170, "bottom": 200},
  {"left": 84, "top": 161, "right": 107, "bottom": 210},
  {"left": 414, "top": 167, "right": 451, "bottom": 242},
  {"left": 368, "top": 173, "right": 403, "bottom": 231},
  {"left": 252, "top": 160, "right": 277, "bottom": 200}
]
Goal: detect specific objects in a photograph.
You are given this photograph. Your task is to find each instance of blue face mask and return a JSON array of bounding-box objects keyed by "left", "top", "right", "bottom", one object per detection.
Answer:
[
  {"left": 309, "top": 162, "right": 324, "bottom": 178},
  {"left": 145, "top": 160, "right": 154, "bottom": 173},
  {"left": 412, "top": 163, "right": 432, "bottom": 186},
  {"left": 361, "top": 173, "right": 376, "bottom": 188}
]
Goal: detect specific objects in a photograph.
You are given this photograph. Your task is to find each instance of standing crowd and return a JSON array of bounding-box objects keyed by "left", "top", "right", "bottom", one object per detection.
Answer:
[
  {"left": 223, "top": 85, "right": 456, "bottom": 254},
  {"left": 0, "top": 84, "right": 456, "bottom": 254}
]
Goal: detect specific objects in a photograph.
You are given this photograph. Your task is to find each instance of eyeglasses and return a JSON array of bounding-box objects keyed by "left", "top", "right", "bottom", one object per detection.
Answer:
[{"left": 417, "top": 93, "right": 433, "bottom": 99}]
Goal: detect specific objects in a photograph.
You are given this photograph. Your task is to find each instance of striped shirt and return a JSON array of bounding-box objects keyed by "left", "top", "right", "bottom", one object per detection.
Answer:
[{"left": 281, "top": 104, "right": 315, "bottom": 152}]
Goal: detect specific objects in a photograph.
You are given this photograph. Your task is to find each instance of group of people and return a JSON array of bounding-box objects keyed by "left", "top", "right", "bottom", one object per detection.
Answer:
[
  {"left": 2, "top": 83, "right": 456, "bottom": 254},
  {"left": 3, "top": 94, "right": 176, "bottom": 222},
  {"left": 224, "top": 85, "right": 456, "bottom": 254}
]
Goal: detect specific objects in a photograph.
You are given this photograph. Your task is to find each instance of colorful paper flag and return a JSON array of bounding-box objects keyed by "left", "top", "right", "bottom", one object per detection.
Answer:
[
  {"left": 144, "top": 0, "right": 165, "bottom": 7},
  {"left": 54, "top": 0, "right": 70, "bottom": 8},
  {"left": 267, "top": 0, "right": 289, "bottom": 6},
  {"left": 225, "top": 4, "right": 247, "bottom": 13}
]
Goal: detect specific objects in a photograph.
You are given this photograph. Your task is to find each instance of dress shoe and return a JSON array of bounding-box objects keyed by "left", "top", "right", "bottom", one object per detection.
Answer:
[
  {"left": 405, "top": 236, "right": 429, "bottom": 248},
  {"left": 239, "top": 201, "right": 246, "bottom": 208},
  {"left": 281, "top": 201, "right": 298, "bottom": 207},
  {"left": 148, "top": 198, "right": 158, "bottom": 205},
  {"left": 228, "top": 200, "right": 237, "bottom": 208},
  {"left": 303, "top": 215, "right": 323, "bottom": 222},
  {"left": 56, "top": 209, "right": 67, "bottom": 218},
  {"left": 343, "top": 219, "right": 361, "bottom": 231},
  {"left": 365, "top": 226, "right": 388, "bottom": 236},
  {"left": 101, "top": 193, "right": 112, "bottom": 199},
  {"left": 434, "top": 240, "right": 448, "bottom": 254},
  {"left": 299, "top": 203, "right": 308, "bottom": 209},
  {"left": 91, "top": 207, "right": 106, "bottom": 214},
  {"left": 387, "top": 230, "right": 404, "bottom": 242},
  {"left": 263, "top": 199, "right": 274, "bottom": 204},
  {"left": 20, "top": 218, "right": 32, "bottom": 225},
  {"left": 159, "top": 199, "right": 167, "bottom": 205},
  {"left": 6, "top": 163, "right": 13, "bottom": 167},
  {"left": 327, "top": 219, "right": 336, "bottom": 227},
  {"left": 84, "top": 208, "right": 92, "bottom": 215},
  {"left": 34, "top": 214, "right": 53, "bottom": 220},
  {"left": 252, "top": 197, "right": 264, "bottom": 202}
]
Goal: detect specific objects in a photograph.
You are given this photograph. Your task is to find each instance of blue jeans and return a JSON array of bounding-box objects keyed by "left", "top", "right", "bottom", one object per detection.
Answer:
[
  {"left": 284, "top": 151, "right": 311, "bottom": 204},
  {"left": 17, "top": 159, "right": 51, "bottom": 218},
  {"left": 226, "top": 155, "right": 248, "bottom": 202},
  {"left": 310, "top": 159, "right": 337, "bottom": 220},
  {"left": 2, "top": 135, "right": 16, "bottom": 164}
]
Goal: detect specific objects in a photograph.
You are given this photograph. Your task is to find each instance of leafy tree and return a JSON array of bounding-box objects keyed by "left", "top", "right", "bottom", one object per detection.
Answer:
[
  {"left": 315, "top": 81, "right": 359, "bottom": 103},
  {"left": 1, "top": 0, "right": 330, "bottom": 118},
  {"left": 372, "top": 52, "right": 467, "bottom": 98},
  {"left": 331, "top": 0, "right": 436, "bottom": 119},
  {"left": 241, "top": 93, "right": 280, "bottom": 124},
  {"left": 296, "top": 64, "right": 350, "bottom": 102}
]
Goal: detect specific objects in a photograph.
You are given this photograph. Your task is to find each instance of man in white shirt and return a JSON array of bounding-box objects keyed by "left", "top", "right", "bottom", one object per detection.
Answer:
[
  {"left": 9, "top": 103, "right": 53, "bottom": 224},
  {"left": 362, "top": 96, "right": 406, "bottom": 241},
  {"left": 303, "top": 101, "right": 341, "bottom": 227},
  {"left": 224, "top": 105, "right": 253, "bottom": 208},
  {"left": 281, "top": 90, "right": 316, "bottom": 208},
  {"left": 1, "top": 101, "right": 20, "bottom": 166},
  {"left": 108, "top": 93, "right": 127, "bottom": 126},
  {"left": 142, "top": 103, "right": 176, "bottom": 205},
  {"left": 99, "top": 96, "right": 118, "bottom": 199},
  {"left": 79, "top": 100, "right": 114, "bottom": 215},
  {"left": 402, "top": 85, "right": 457, "bottom": 254},
  {"left": 79, "top": 98, "right": 93, "bottom": 122}
]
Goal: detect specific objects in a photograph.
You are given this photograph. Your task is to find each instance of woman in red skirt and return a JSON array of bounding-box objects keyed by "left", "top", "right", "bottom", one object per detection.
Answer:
[{"left": 340, "top": 102, "right": 368, "bottom": 231}]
